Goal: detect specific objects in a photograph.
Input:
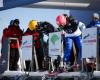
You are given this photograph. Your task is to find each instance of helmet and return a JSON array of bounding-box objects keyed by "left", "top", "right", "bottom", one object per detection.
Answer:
[
  {"left": 93, "top": 13, "right": 99, "bottom": 19},
  {"left": 13, "top": 19, "right": 20, "bottom": 24},
  {"left": 56, "top": 14, "right": 68, "bottom": 26},
  {"left": 13, "top": 19, "right": 20, "bottom": 27},
  {"left": 41, "top": 21, "right": 54, "bottom": 33},
  {"left": 28, "top": 20, "right": 38, "bottom": 31}
]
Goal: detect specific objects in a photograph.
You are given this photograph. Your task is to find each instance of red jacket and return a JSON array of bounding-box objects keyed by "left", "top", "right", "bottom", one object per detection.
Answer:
[
  {"left": 24, "top": 29, "right": 41, "bottom": 48},
  {"left": 2, "top": 26, "right": 23, "bottom": 48}
]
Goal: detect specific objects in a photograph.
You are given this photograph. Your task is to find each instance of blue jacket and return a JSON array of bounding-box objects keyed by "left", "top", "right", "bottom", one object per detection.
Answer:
[{"left": 87, "top": 20, "right": 100, "bottom": 28}]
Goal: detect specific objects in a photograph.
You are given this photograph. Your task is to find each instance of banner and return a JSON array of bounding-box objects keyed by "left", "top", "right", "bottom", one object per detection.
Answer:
[
  {"left": 0, "top": 0, "right": 3, "bottom": 7},
  {"left": 22, "top": 35, "right": 33, "bottom": 60},
  {"left": 49, "top": 32, "right": 62, "bottom": 58},
  {"left": 82, "top": 27, "right": 97, "bottom": 58}
]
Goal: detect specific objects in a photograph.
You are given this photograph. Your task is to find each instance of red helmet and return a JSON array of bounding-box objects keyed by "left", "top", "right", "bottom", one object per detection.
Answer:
[{"left": 56, "top": 14, "right": 69, "bottom": 26}]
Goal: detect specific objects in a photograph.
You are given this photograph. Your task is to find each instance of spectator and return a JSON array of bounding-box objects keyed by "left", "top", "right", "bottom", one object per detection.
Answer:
[
  {"left": 87, "top": 13, "right": 100, "bottom": 28},
  {"left": 1, "top": 19, "right": 23, "bottom": 70},
  {"left": 24, "top": 20, "right": 44, "bottom": 71},
  {"left": 86, "top": 13, "right": 100, "bottom": 71}
]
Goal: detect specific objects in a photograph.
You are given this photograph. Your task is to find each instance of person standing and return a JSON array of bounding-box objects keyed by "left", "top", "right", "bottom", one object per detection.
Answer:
[
  {"left": 1, "top": 19, "right": 23, "bottom": 70},
  {"left": 87, "top": 13, "right": 100, "bottom": 28},
  {"left": 24, "top": 20, "right": 44, "bottom": 71},
  {"left": 86, "top": 13, "right": 100, "bottom": 71}
]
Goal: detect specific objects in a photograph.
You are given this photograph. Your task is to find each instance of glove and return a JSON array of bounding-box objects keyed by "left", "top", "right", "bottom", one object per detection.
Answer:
[{"left": 43, "top": 34, "right": 48, "bottom": 43}]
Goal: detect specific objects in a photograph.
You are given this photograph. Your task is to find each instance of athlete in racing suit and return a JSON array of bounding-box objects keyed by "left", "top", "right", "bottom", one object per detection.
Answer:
[{"left": 56, "top": 15, "right": 86, "bottom": 66}]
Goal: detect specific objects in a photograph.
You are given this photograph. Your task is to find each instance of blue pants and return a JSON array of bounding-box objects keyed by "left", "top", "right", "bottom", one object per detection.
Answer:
[{"left": 64, "top": 36, "right": 82, "bottom": 64}]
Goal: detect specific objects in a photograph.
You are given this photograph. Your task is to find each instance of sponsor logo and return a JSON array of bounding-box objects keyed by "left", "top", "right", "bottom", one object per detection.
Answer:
[{"left": 83, "top": 34, "right": 90, "bottom": 39}]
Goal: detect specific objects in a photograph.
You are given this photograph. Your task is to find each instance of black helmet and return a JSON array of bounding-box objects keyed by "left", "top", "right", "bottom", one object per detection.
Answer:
[
  {"left": 38, "top": 21, "right": 54, "bottom": 33},
  {"left": 13, "top": 19, "right": 19, "bottom": 24}
]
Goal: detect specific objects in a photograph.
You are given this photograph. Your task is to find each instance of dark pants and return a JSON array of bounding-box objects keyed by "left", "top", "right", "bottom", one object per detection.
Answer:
[
  {"left": 36, "top": 48, "right": 44, "bottom": 70},
  {"left": 9, "top": 48, "right": 19, "bottom": 70},
  {"left": 32, "top": 47, "right": 44, "bottom": 71}
]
